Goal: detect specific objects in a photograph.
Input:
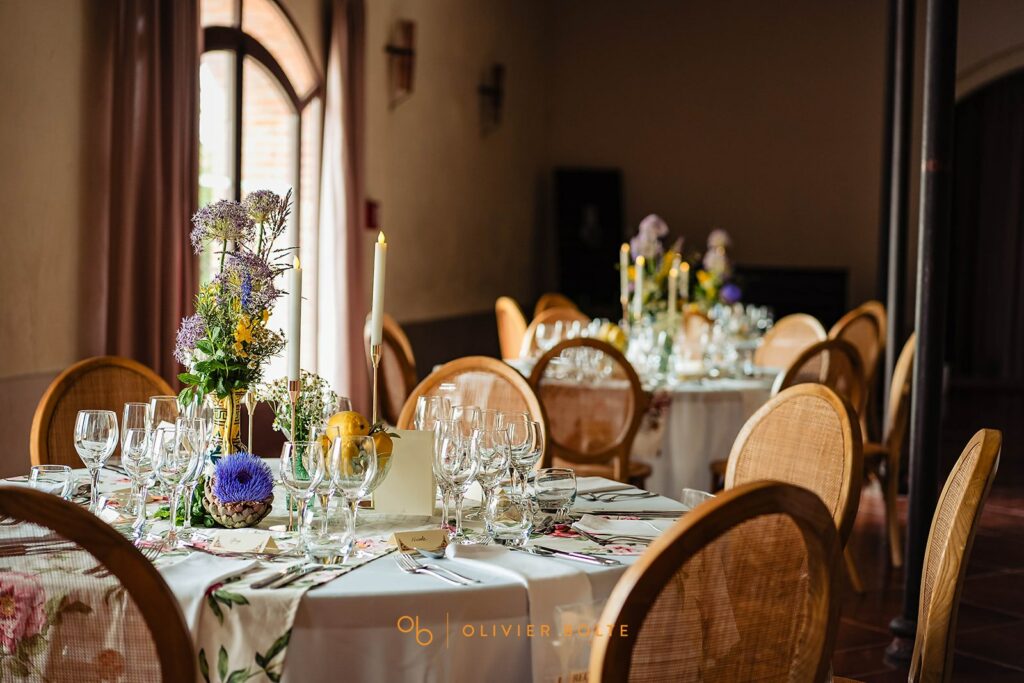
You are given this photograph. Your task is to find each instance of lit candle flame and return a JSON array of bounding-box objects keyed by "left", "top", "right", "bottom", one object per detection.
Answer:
[
  {"left": 636, "top": 256, "right": 645, "bottom": 268},
  {"left": 620, "top": 243, "right": 629, "bottom": 253},
  {"left": 378, "top": 231, "right": 387, "bottom": 244},
  {"left": 294, "top": 256, "right": 301, "bottom": 270}
]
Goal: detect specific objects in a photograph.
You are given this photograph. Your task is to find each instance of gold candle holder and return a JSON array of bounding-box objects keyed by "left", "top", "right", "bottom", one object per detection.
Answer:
[
  {"left": 620, "top": 297, "right": 631, "bottom": 333},
  {"left": 370, "top": 343, "right": 382, "bottom": 425}
]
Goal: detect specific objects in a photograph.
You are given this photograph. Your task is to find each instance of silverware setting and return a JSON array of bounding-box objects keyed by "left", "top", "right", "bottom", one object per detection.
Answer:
[
  {"left": 395, "top": 552, "right": 478, "bottom": 586},
  {"left": 251, "top": 562, "right": 308, "bottom": 589},
  {"left": 572, "top": 528, "right": 654, "bottom": 546},
  {"left": 579, "top": 490, "right": 658, "bottom": 503},
  {"left": 270, "top": 564, "right": 325, "bottom": 589},
  {"left": 514, "top": 545, "right": 622, "bottom": 566}
]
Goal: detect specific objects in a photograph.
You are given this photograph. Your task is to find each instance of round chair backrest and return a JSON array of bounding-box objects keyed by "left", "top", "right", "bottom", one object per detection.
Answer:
[{"left": 753, "top": 313, "right": 826, "bottom": 371}]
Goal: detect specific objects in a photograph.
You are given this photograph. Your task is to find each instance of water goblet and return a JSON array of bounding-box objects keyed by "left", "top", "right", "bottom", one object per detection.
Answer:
[
  {"left": 485, "top": 490, "right": 534, "bottom": 547},
  {"left": 469, "top": 427, "right": 511, "bottom": 539},
  {"left": 148, "top": 395, "right": 180, "bottom": 431},
  {"left": 478, "top": 409, "right": 501, "bottom": 432},
  {"left": 280, "top": 441, "right": 326, "bottom": 544},
  {"left": 74, "top": 410, "right": 118, "bottom": 513},
  {"left": 28, "top": 465, "right": 73, "bottom": 499},
  {"left": 121, "top": 427, "right": 154, "bottom": 534},
  {"left": 503, "top": 416, "right": 537, "bottom": 494},
  {"left": 152, "top": 423, "right": 201, "bottom": 549},
  {"left": 176, "top": 417, "right": 209, "bottom": 540},
  {"left": 327, "top": 435, "right": 377, "bottom": 556},
  {"left": 121, "top": 402, "right": 151, "bottom": 514},
  {"left": 535, "top": 468, "right": 577, "bottom": 522},
  {"left": 414, "top": 396, "right": 451, "bottom": 431},
  {"left": 433, "top": 427, "right": 479, "bottom": 542},
  {"left": 449, "top": 405, "right": 481, "bottom": 439}
]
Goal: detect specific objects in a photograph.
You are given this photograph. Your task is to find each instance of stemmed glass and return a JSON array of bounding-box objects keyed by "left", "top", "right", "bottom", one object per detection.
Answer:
[
  {"left": 121, "top": 402, "right": 150, "bottom": 514},
  {"left": 121, "top": 427, "right": 153, "bottom": 534},
  {"left": 478, "top": 409, "right": 501, "bottom": 432},
  {"left": 279, "top": 441, "right": 326, "bottom": 542},
  {"left": 330, "top": 435, "right": 378, "bottom": 548},
  {"left": 177, "top": 417, "right": 209, "bottom": 540},
  {"left": 414, "top": 396, "right": 451, "bottom": 431},
  {"left": 470, "top": 427, "right": 511, "bottom": 540},
  {"left": 502, "top": 414, "right": 535, "bottom": 494},
  {"left": 29, "top": 465, "right": 73, "bottom": 499},
  {"left": 152, "top": 422, "right": 202, "bottom": 549},
  {"left": 450, "top": 405, "right": 481, "bottom": 438},
  {"left": 433, "top": 421, "right": 479, "bottom": 542},
  {"left": 74, "top": 410, "right": 118, "bottom": 512},
  {"left": 148, "top": 396, "right": 180, "bottom": 430}
]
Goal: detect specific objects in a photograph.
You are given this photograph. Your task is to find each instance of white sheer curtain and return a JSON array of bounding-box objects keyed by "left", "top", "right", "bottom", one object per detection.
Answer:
[{"left": 313, "top": 0, "right": 369, "bottom": 410}]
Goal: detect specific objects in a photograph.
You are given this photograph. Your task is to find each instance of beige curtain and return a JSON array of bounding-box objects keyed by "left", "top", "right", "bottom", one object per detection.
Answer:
[{"left": 315, "top": 0, "right": 369, "bottom": 409}]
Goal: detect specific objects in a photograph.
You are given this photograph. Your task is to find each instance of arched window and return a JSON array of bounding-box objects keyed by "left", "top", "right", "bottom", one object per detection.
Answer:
[{"left": 199, "top": 0, "right": 322, "bottom": 375}]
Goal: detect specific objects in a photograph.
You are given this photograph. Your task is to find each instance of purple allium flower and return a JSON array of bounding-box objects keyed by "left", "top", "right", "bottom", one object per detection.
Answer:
[
  {"left": 631, "top": 214, "right": 669, "bottom": 260},
  {"left": 214, "top": 453, "right": 274, "bottom": 503},
  {"left": 703, "top": 246, "right": 732, "bottom": 276},
  {"left": 190, "top": 200, "right": 255, "bottom": 253},
  {"left": 242, "top": 190, "right": 283, "bottom": 223},
  {"left": 707, "top": 228, "right": 732, "bottom": 249},
  {"left": 216, "top": 252, "right": 279, "bottom": 315},
  {"left": 638, "top": 214, "right": 669, "bottom": 239},
  {"left": 174, "top": 314, "right": 206, "bottom": 366},
  {"left": 721, "top": 282, "right": 742, "bottom": 304}
]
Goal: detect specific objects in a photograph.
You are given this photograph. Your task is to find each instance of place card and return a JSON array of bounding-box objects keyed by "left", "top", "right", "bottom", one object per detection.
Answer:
[
  {"left": 369, "top": 429, "right": 435, "bottom": 516},
  {"left": 390, "top": 529, "right": 448, "bottom": 555},
  {"left": 211, "top": 529, "right": 280, "bottom": 554}
]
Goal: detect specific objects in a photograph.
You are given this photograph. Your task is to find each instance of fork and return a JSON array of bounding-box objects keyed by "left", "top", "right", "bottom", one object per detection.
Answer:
[
  {"left": 573, "top": 528, "right": 653, "bottom": 546},
  {"left": 580, "top": 491, "right": 658, "bottom": 503},
  {"left": 394, "top": 553, "right": 474, "bottom": 586}
]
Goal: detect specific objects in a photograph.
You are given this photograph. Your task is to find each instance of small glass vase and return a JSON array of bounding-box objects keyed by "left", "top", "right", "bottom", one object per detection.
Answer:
[{"left": 210, "top": 388, "right": 247, "bottom": 455}]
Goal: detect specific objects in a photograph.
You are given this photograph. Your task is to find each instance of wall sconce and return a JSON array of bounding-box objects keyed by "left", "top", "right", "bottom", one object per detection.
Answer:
[
  {"left": 385, "top": 20, "right": 416, "bottom": 107},
  {"left": 478, "top": 63, "right": 505, "bottom": 134}
]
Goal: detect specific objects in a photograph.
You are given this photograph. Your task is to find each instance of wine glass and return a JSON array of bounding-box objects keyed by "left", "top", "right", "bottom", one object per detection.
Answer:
[
  {"left": 478, "top": 409, "right": 501, "bottom": 432},
  {"left": 152, "top": 422, "right": 201, "bottom": 548},
  {"left": 121, "top": 402, "right": 150, "bottom": 514},
  {"left": 502, "top": 414, "right": 535, "bottom": 494},
  {"left": 280, "top": 441, "right": 326, "bottom": 541},
  {"left": 329, "top": 435, "right": 377, "bottom": 552},
  {"left": 433, "top": 424, "right": 479, "bottom": 542},
  {"left": 29, "top": 465, "right": 73, "bottom": 499},
  {"left": 535, "top": 321, "right": 563, "bottom": 355},
  {"left": 148, "top": 395, "right": 180, "bottom": 431},
  {"left": 535, "top": 468, "right": 577, "bottom": 522},
  {"left": 176, "top": 417, "right": 209, "bottom": 540},
  {"left": 121, "top": 427, "right": 153, "bottom": 534},
  {"left": 74, "top": 410, "right": 118, "bottom": 512},
  {"left": 414, "top": 396, "right": 451, "bottom": 431},
  {"left": 470, "top": 427, "right": 511, "bottom": 539},
  {"left": 449, "top": 405, "right": 481, "bottom": 440}
]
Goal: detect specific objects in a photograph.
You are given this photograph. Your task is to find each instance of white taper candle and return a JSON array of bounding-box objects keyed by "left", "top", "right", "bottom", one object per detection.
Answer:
[
  {"left": 619, "top": 243, "right": 630, "bottom": 303},
  {"left": 288, "top": 256, "right": 302, "bottom": 381},
  {"left": 633, "top": 256, "right": 645, "bottom": 320},
  {"left": 370, "top": 231, "right": 388, "bottom": 346}
]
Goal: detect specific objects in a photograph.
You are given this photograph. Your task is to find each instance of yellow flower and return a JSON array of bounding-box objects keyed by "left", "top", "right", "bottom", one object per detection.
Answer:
[
  {"left": 235, "top": 316, "right": 254, "bottom": 345},
  {"left": 261, "top": 309, "right": 269, "bottom": 324},
  {"left": 697, "top": 270, "right": 712, "bottom": 286}
]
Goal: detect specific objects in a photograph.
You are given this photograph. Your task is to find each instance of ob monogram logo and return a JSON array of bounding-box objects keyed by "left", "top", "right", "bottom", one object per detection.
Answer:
[{"left": 396, "top": 615, "right": 434, "bottom": 646}]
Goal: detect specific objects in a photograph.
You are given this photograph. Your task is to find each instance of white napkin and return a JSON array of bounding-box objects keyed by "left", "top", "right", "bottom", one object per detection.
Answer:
[
  {"left": 574, "top": 514, "right": 676, "bottom": 539},
  {"left": 575, "top": 477, "right": 634, "bottom": 495},
  {"left": 445, "top": 543, "right": 593, "bottom": 682},
  {"left": 158, "top": 554, "right": 259, "bottom": 635},
  {"left": 0, "top": 481, "right": 63, "bottom": 495}
]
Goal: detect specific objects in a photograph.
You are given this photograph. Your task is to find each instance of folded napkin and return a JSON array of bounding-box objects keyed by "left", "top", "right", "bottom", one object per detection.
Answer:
[
  {"left": 445, "top": 543, "right": 593, "bottom": 682},
  {"left": 575, "top": 477, "right": 635, "bottom": 495},
  {"left": 158, "top": 554, "right": 259, "bottom": 635},
  {"left": 1, "top": 480, "right": 64, "bottom": 495},
  {"left": 574, "top": 514, "right": 676, "bottom": 539}
]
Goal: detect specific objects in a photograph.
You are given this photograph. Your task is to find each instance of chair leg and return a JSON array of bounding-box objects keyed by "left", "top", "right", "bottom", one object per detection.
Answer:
[
  {"left": 884, "top": 461, "right": 903, "bottom": 568},
  {"left": 845, "top": 547, "right": 865, "bottom": 594}
]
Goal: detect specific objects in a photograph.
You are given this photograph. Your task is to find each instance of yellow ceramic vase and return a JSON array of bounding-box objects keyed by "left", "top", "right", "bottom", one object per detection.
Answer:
[{"left": 210, "top": 388, "right": 247, "bottom": 455}]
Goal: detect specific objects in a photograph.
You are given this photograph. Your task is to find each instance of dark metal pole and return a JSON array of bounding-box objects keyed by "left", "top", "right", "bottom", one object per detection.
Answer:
[
  {"left": 888, "top": 0, "right": 958, "bottom": 662},
  {"left": 876, "top": 0, "right": 898, "bottom": 303},
  {"left": 884, "top": 0, "right": 916, "bottom": 415}
]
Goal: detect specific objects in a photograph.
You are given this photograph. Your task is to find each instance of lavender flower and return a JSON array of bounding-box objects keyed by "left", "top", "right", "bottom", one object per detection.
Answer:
[
  {"left": 721, "top": 282, "right": 742, "bottom": 304},
  {"left": 214, "top": 453, "right": 274, "bottom": 503},
  {"left": 191, "top": 200, "right": 256, "bottom": 253},
  {"left": 631, "top": 214, "right": 669, "bottom": 260},
  {"left": 174, "top": 314, "right": 206, "bottom": 366},
  {"left": 707, "top": 228, "right": 732, "bottom": 249},
  {"left": 216, "top": 252, "right": 279, "bottom": 314},
  {"left": 243, "top": 190, "right": 283, "bottom": 223},
  {"left": 703, "top": 246, "right": 731, "bottom": 276}
]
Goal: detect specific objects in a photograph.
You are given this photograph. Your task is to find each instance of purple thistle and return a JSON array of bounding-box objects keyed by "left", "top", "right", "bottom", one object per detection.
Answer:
[
  {"left": 191, "top": 200, "right": 256, "bottom": 253},
  {"left": 214, "top": 453, "right": 274, "bottom": 503},
  {"left": 721, "top": 282, "right": 743, "bottom": 304},
  {"left": 174, "top": 314, "right": 206, "bottom": 366},
  {"left": 216, "top": 252, "right": 279, "bottom": 315}
]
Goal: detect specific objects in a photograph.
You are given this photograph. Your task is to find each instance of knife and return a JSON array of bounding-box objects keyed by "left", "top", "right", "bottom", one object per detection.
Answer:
[
  {"left": 251, "top": 563, "right": 307, "bottom": 589},
  {"left": 517, "top": 545, "right": 621, "bottom": 566},
  {"left": 270, "top": 564, "right": 325, "bottom": 589}
]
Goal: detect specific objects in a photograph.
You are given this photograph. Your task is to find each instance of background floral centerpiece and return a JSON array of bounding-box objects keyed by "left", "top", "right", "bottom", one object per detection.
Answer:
[
  {"left": 258, "top": 370, "right": 339, "bottom": 442},
  {"left": 692, "top": 228, "right": 742, "bottom": 311},
  {"left": 625, "top": 214, "right": 683, "bottom": 317},
  {"left": 175, "top": 190, "right": 294, "bottom": 454}
]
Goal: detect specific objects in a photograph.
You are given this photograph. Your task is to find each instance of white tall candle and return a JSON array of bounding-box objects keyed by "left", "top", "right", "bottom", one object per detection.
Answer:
[
  {"left": 633, "top": 256, "right": 645, "bottom": 320},
  {"left": 288, "top": 256, "right": 302, "bottom": 381},
  {"left": 668, "top": 266, "right": 678, "bottom": 323},
  {"left": 680, "top": 261, "right": 690, "bottom": 301},
  {"left": 370, "top": 231, "right": 388, "bottom": 346},
  {"left": 619, "top": 243, "right": 630, "bottom": 303}
]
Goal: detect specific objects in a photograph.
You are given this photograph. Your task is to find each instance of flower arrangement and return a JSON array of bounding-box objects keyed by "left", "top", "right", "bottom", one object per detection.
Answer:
[
  {"left": 624, "top": 214, "right": 683, "bottom": 316},
  {"left": 202, "top": 453, "right": 276, "bottom": 528},
  {"left": 692, "top": 228, "right": 742, "bottom": 310},
  {"left": 175, "top": 190, "right": 294, "bottom": 407},
  {"left": 258, "top": 370, "right": 340, "bottom": 442}
]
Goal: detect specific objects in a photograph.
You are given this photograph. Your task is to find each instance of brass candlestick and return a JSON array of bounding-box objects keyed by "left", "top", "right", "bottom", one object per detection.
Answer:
[
  {"left": 620, "top": 297, "right": 631, "bottom": 333},
  {"left": 370, "top": 343, "right": 382, "bottom": 425},
  {"left": 242, "top": 390, "right": 257, "bottom": 453},
  {"left": 287, "top": 378, "right": 300, "bottom": 532}
]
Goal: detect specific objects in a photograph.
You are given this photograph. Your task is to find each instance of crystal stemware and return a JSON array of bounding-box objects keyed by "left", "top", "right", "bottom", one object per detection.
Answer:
[
  {"left": 74, "top": 410, "right": 118, "bottom": 513},
  {"left": 29, "top": 464, "right": 73, "bottom": 499},
  {"left": 329, "top": 435, "right": 377, "bottom": 555},
  {"left": 503, "top": 415, "right": 536, "bottom": 494},
  {"left": 433, "top": 424, "right": 479, "bottom": 542},
  {"left": 280, "top": 441, "right": 326, "bottom": 542},
  {"left": 414, "top": 395, "right": 451, "bottom": 431},
  {"left": 152, "top": 422, "right": 201, "bottom": 548},
  {"left": 470, "top": 427, "right": 511, "bottom": 539},
  {"left": 121, "top": 427, "right": 153, "bottom": 534},
  {"left": 177, "top": 417, "right": 209, "bottom": 540},
  {"left": 148, "top": 395, "right": 180, "bottom": 431},
  {"left": 121, "top": 402, "right": 151, "bottom": 515}
]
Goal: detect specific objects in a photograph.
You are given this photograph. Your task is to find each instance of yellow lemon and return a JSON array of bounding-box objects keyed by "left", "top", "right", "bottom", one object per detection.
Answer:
[
  {"left": 372, "top": 431, "right": 393, "bottom": 458},
  {"left": 326, "top": 410, "right": 370, "bottom": 438}
]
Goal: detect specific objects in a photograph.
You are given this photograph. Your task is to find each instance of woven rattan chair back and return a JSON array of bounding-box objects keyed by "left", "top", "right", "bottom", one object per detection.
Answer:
[
  {"left": 589, "top": 480, "right": 842, "bottom": 682},
  {"left": 528, "top": 338, "right": 648, "bottom": 482},
  {"left": 910, "top": 429, "right": 1001, "bottom": 682},
  {"left": 772, "top": 338, "right": 868, "bottom": 419},
  {"left": 364, "top": 313, "right": 417, "bottom": 426},
  {"left": 829, "top": 301, "right": 885, "bottom": 392},
  {"left": 533, "top": 292, "right": 578, "bottom": 318},
  {"left": 495, "top": 296, "right": 528, "bottom": 360},
  {"left": 520, "top": 307, "right": 593, "bottom": 358},
  {"left": 725, "top": 383, "right": 863, "bottom": 545},
  {"left": 0, "top": 487, "right": 194, "bottom": 680},
  {"left": 31, "top": 356, "right": 174, "bottom": 467},
  {"left": 753, "top": 313, "right": 827, "bottom": 370}
]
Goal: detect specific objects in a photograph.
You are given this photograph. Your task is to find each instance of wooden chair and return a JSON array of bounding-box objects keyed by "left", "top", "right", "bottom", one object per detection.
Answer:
[
  {"left": 771, "top": 338, "right": 868, "bottom": 419},
  {"left": 397, "top": 356, "right": 547, "bottom": 439},
  {"left": 589, "top": 480, "right": 843, "bottom": 682},
  {"left": 31, "top": 356, "right": 174, "bottom": 467},
  {"left": 363, "top": 313, "right": 418, "bottom": 426},
  {"left": 495, "top": 296, "right": 528, "bottom": 360},
  {"left": 829, "top": 301, "right": 886, "bottom": 437},
  {"left": 837, "top": 429, "right": 1001, "bottom": 683},
  {"left": 533, "top": 292, "right": 578, "bottom": 318},
  {"left": 520, "top": 307, "right": 592, "bottom": 358},
  {"left": 528, "top": 338, "right": 650, "bottom": 486},
  {"left": 865, "top": 333, "right": 915, "bottom": 567},
  {"left": 0, "top": 487, "right": 194, "bottom": 680},
  {"left": 753, "top": 313, "right": 827, "bottom": 370}
]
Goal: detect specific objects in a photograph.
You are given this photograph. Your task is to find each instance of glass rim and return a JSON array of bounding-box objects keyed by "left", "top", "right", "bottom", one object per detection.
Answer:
[
  {"left": 537, "top": 467, "right": 575, "bottom": 476},
  {"left": 31, "top": 464, "right": 72, "bottom": 472},
  {"left": 77, "top": 409, "right": 117, "bottom": 417}
]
